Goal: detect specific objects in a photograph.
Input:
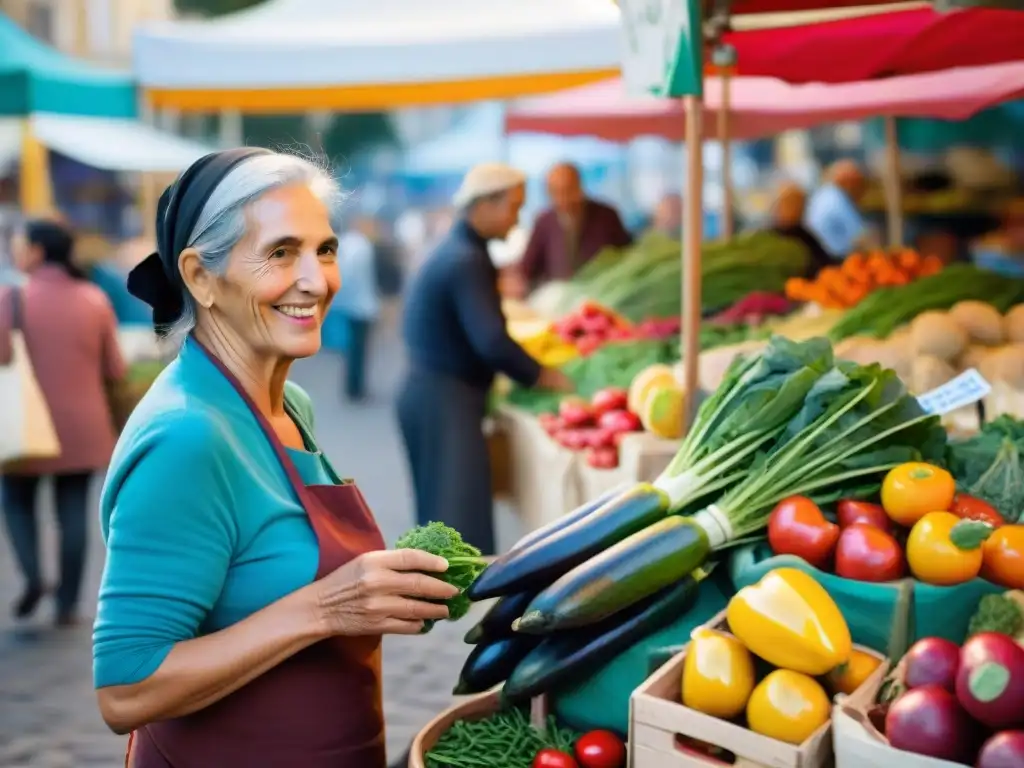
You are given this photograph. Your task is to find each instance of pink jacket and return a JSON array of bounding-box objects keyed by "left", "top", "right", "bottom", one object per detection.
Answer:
[{"left": 0, "top": 265, "right": 126, "bottom": 475}]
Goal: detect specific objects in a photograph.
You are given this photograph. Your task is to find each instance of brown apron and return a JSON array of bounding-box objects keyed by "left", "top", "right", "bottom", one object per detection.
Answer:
[{"left": 125, "top": 343, "right": 387, "bottom": 768}]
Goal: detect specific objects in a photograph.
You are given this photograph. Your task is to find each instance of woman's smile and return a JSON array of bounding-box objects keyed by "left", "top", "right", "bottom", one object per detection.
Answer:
[{"left": 273, "top": 302, "right": 320, "bottom": 325}]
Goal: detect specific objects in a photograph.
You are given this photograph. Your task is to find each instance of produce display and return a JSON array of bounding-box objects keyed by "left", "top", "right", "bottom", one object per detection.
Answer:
[
  {"left": 534, "top": 388, "right": 643, "bottom": 469},
  {"left": 827, "top": 264, "right": 1024, "bottom": 343},
  {"left": 553, "top": 231, "right": 810, "bottom": 322},
  {"left": 866, "top": 633, "right": 1024, "bottom": 765},
  {"left": 785, "top": 248, "right": 943, "bottom": 309},
  {"left": 764, "top": 460, "right": 1024, "bottom": 589}
]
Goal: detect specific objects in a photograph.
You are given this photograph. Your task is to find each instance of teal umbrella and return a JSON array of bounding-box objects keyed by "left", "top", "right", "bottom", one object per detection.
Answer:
[{"left": 0, "top": 14, "right": 135, "bottom": 118}]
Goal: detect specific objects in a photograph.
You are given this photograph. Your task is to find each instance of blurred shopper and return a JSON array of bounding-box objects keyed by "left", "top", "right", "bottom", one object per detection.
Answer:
[
  {"left": 516, "top": 162, "right": 632, "bottom": 292},
  {"left": 0, "top": 219, "right": 126, "bottom": 625},
  {"left": 398, "top": 163, "right": 572, "bottom": 556},
  {"left": 805, "top": 159, "right": 868, "bottom": 260},
  {"left": 770, "top": 182, "right": 832, "bottom": 278},
  {"left": 650, "top": 193, "right": 683, "bottom": 237},
  {"left": 335, "top": 218, "right": 381, "bottom": 401}
]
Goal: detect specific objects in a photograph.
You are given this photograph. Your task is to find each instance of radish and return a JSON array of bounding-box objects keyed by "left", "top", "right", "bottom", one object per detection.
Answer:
[
  {"left": 591, "top": 387, "right": 628, "bottom": 415},
  {"left": 977, "top": 731, "right": 1024, "bottom": 768},
  {"left": 597, "top": 409, "right": 642, "bottom": 435},
  {"left": 904, "top": 637, "right": 962, "bottom": 693},
  {"left": 559, "top": 397, "right": 594, "bottom": 428},
  {"left": 885, "top": 685, "right": 975, "bottom": 763},
  {"left": 956, "top": 632, "right": 1024, "bottom": 730}
]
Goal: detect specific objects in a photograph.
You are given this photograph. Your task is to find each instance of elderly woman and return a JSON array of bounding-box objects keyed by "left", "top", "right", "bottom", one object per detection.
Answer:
[{"left": 93, "top": 148, "right": 456, "bottom": 767}]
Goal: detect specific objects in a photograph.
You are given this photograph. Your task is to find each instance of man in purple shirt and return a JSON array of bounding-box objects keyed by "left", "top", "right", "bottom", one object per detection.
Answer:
[{"left": 516, "top": 163, "right": 632, "bottom": 293}]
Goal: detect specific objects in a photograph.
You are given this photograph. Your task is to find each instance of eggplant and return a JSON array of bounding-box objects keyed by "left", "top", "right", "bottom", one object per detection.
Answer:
[
  {"left": 467, "top": 484, "right": 668, "bottom": 601},
  {"left": 507, "top": 484, "right": 628, "bottom": 556},
  {"left": 463, "top": 590, "right": 538, "bottom": 644},
  {"left": 503, "top": 569, "right": 705, "bottom": 702},
  {"left": 515, "top": 515, "right": 709, "bottom": 634},
  {"left": 452, "top": 635, "right": 540, "bottom": 695}
]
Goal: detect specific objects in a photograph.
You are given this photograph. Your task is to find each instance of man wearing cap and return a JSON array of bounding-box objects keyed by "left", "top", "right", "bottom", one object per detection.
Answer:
[
  {"left": 397, "top": 163, "right": 572, "bottom": 558},
  {"left": 515, "top": 162, "right": 632, "bottom": 293}
]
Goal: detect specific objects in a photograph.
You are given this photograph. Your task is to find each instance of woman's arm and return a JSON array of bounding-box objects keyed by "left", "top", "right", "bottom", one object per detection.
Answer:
[
  {"left": 93, "top": 412, "right": 323, "bottom": 734},
  {"left": 97, "top": 583, "right": 326, "bottom": 734}
]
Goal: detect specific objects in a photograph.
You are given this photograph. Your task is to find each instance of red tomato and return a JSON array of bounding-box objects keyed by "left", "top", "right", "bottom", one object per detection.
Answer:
[
  {"left": 837, "top": 500, "right": 892, "bottom": 532},
  {"left": 591, "top": 387, "right": 629, "bottom": 415},
  {"left": 574, "top": 730, "right": 626, "bottom": 768},
  {"left": 950, "top": 494, "right": 1005, "bottom": 528},
  {"left": 533, "top": 748, "right": 579, "bottom": 768},
  {"left": 767, "top": 496, "right": 840, "bottom": 570},
  {"left": 834, "top": 523, "right": 906, "bottom": 582}
]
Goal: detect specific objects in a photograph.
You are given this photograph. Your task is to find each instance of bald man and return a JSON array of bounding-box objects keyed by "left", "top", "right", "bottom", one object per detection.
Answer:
[
  {"left": 805, "top": 159, "right": 868, "bottom": 259},
  {"left": 770, "top": 182, "right": 832, "bottom": 278},
  {"left": 517, "top": 163, "right": 631, "bottom": 292}
]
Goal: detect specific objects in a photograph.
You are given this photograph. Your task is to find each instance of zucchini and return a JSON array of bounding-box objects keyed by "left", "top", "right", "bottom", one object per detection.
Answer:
[
  {"left": 452, "top": 634, "right": 540, "bottom": 695},
  {"left": 515, "top": 515, "right": 709, "bottom": 634},
  {"left": 463, "top": 590, "right": 538, "bottom": 645},
  {"left": 503, "top": 569, "right": 705, "bottom": 702},
  {"left": 467, "top": 484, "right": 668, "bottom": 601},
  {"left": 508, "top": 484, "right": 629, "bottom": 555}
]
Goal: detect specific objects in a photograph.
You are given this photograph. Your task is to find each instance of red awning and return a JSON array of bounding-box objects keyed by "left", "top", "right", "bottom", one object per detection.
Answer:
[
  {"left": 506, "top": 62, "right": 1024, "bottom": 142},
  {"left": 723, "top": 7, "right": 1024, "bottom": 83},
  {"left": 722, "top": 0, "right": 905, "bottom": 14}
]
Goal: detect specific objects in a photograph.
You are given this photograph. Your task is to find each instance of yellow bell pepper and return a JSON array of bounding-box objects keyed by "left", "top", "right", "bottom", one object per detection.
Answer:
[
  {"left": 826, "top": 649, "right": 882, "bottom": 696},
  {"left": 726, "top": 567, "right": 852, "bottom": 676},
  {"left": 682, "top": 628, "right": 755, "bottom": 719},
  {"left": 746, "top": 670, "right": 830, "bottom": 745}
]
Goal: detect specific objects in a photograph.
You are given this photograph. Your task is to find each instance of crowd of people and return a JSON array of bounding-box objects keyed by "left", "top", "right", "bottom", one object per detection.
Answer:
[{"left": 0, "top": 145, "right": 972, "bottom": 767}]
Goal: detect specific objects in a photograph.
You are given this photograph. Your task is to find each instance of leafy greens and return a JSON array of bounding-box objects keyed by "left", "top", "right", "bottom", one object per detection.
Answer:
[{"left": 947, "top": 415, "right": 1024, "bottom": 523}]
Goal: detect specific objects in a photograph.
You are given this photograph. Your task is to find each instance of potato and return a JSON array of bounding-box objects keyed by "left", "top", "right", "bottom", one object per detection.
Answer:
[
  {"left": 979, "top": 343, "right": 1024, "bottom": 389},
  {"left": 959, "top": 344, "right": 1000, "bottom": 372},
  {"left": 1004, "top": 304, "right": 1024, "bottom": 344},
  {"left": 949, "top": 300, "right": 1004, "bottom": 345},
  {"left": 911, "top": 355, "right": 956, "bottom": 395},
  {"left": 910, "top": 311, "right": 968, "bottom": 361}
]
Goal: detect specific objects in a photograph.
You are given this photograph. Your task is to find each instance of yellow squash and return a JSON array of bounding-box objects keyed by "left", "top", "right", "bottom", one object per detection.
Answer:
[
  {"left": 746, "top": 670, "right": 830, "bottom": 745},
  {"left": 726, "top": 567, "right": 852, "bottom": 676},
  {"left": 681, "top": 628, "right": 755, "bottom": 719}
]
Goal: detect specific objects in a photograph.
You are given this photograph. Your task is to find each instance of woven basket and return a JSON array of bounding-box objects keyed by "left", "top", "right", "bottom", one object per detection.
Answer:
[{"left": 408, "top": 691, "right": 503, "bottom": 768}]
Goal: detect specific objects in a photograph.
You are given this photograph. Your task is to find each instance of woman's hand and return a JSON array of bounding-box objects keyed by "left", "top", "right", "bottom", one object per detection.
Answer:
[{"left": 314, "top": 549, "right": 459, "bottom": 636}]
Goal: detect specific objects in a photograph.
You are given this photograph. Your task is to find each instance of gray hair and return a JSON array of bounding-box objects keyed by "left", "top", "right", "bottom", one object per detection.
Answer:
[{"left": 166, "top": 152, "right": 344, "bottom": 342}]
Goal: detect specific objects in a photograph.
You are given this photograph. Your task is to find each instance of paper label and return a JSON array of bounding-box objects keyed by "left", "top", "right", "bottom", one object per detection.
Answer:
[{"left": 916, "top": 368, "right": 991, "bottom": 415}]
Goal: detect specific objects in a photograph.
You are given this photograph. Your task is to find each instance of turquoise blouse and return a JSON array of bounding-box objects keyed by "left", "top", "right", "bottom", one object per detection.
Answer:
[{"left": 93, "top": 338, "right": 340, "bottom": 689}]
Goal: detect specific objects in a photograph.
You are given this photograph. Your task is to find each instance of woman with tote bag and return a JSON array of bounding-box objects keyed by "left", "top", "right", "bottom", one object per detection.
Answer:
[{"left": 0, "top": 219, "right": 126, "bottom": 626}]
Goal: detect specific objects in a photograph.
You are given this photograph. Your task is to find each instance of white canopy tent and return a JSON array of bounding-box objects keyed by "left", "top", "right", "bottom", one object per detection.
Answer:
[
  {"left": 0, "top": 115, "right": 211, "bottom": 173},
  {"left": 133, "top": 0, "right": 621, "bottom": 111}
]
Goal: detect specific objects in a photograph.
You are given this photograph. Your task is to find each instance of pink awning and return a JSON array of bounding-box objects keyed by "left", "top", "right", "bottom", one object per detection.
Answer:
[{"left": 505, "top": 62, "right": 1024, "bottom": 143}]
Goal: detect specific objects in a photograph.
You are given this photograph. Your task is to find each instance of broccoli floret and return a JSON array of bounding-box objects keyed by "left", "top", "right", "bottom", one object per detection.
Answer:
[
  {"left": 968, "top": 593, "right": 1024, "bottom": 638},
  {"left": 394, "top": 522, "right": 488, "bottom": 633}
]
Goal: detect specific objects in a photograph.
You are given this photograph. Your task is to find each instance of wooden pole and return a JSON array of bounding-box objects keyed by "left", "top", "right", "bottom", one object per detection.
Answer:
[
  {"left": 882, "top": 116, "right": 905, "bottom": 249},
  {"left": 717, "top": 72, "right": 734, "bottom": 240},
  {"left": 681, "top": 96, "right": 704, "bottom": 431}
]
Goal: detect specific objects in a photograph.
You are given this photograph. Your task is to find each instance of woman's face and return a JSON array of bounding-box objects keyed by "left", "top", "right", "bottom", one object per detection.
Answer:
[
  {"left": 11, "top": 231, "right": 42, "bottom": 273},
  {"left": 204, "top": 183, "right": 340, "bottom": 362}
]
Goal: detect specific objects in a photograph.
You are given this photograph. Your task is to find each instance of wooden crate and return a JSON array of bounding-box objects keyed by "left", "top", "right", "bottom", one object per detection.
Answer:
[
  {"left": 629, "top": 611, "right": 888, "bottom": 768},
  {"left": 484, "top": 418, "right": 513, "bottom": 499}
]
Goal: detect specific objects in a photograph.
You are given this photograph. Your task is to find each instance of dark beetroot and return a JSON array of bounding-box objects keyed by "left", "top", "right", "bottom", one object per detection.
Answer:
[
  {"left": 976, "top": 731, "right": 1024, "bottom": 768},
  {"left": 885, "top": 685, "right": 975, "bottom": 763},
  {"left": 904, "top": 637, "right": 962, "bottom": 692}
]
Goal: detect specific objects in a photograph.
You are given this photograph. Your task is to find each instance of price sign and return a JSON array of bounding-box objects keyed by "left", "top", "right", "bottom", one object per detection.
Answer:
[{"left": 916, "top": 368, "right": 991, "bottom": 416}]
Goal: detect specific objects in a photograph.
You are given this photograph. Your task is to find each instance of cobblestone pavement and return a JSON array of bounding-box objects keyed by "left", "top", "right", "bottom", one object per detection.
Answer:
[{"left": 0, "top": 307, "right": 523, "bottom": 766}]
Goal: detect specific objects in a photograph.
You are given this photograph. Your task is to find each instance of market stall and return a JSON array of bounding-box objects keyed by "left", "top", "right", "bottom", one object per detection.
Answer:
[
  {"left": 131, "top": 0, "right": 620, "bottom": 112},
  {"left": 399, "top": 332, "right": 1024, "bottom": 768}
]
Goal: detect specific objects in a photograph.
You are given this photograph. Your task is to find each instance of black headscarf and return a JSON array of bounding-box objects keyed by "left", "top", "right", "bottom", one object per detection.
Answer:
[{"left": 127, "top": 147, "right": 272, "bottom": 334}]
